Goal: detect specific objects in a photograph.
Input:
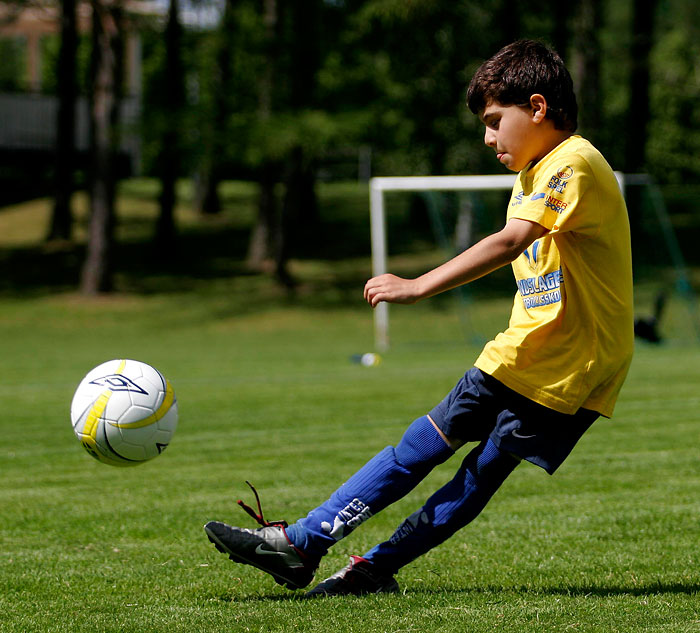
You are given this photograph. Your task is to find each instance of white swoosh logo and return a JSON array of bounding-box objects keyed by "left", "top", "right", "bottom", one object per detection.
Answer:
[
  {"left": 255, "top": 544, "right": 285, "bottom": 556},
  {"left": 511, "top": 429, "right": 536, "bottom": 439}
]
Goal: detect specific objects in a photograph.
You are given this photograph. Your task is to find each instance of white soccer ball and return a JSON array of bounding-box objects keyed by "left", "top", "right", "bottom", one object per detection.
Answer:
[{"left": 70, "top": 359, "right": 178, "bottom": 467}]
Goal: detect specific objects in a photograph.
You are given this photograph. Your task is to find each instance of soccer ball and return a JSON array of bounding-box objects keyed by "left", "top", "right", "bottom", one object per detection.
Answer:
[{"left": 71, "top": 359, "right": 178, "bottom": 466}]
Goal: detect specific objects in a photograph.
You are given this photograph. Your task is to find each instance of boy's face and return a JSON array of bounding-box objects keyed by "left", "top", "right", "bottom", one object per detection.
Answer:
[{"left": 479, "top": 99, "right": 547, "bottom": 172}]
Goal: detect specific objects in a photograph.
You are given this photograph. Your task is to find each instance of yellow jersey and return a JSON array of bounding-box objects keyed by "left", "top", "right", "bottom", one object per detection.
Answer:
[{"left": 475, "top": 135, "right": 634, "bottom": 417}]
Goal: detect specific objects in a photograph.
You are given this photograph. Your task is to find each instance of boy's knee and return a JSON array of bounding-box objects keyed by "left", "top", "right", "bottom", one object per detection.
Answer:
[
  {"left": 395, "top": 415, "right": 453, "bottom": 470},
  {"left": 465, "top": 438, "right": 520, "bottom": 479}
]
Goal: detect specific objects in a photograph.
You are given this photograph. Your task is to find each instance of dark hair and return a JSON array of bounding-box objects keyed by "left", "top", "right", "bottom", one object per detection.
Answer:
[{"left": 467, "top": 40, "right": 578, "bottom": 132}]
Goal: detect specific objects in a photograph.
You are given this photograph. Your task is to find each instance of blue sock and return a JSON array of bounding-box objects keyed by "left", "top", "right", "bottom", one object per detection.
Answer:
[
  {"left": 286, "top": 416, "right": 453, "bottom": 557},
  {"left": 363, "top": 438, "right": 519, "bottom": 575}
]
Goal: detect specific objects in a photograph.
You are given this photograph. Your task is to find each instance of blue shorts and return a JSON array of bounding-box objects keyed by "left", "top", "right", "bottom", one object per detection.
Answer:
[{"left": 429, "top": 367, "right": 598, "bottom": 474}]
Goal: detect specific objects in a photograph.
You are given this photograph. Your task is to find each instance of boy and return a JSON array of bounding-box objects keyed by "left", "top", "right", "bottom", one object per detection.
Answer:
[{"left": 204, "top": 39, "right": 634, "bottom": 596}]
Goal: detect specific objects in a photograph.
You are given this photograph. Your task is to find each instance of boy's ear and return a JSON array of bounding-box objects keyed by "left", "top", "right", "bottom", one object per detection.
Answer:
[{"left": 530, "top": 94, "right": 547, "bottom": 123}]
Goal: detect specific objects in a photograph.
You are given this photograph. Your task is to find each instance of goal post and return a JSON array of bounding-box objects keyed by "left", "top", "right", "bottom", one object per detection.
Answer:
[
  {"left": 369, "top": 175, "right": 518, "bottom": 351},
  {"left": 366, "top": 172, "right": 692, "bottom": 352}
]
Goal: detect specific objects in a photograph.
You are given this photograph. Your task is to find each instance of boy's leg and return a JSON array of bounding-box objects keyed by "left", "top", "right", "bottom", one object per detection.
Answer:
[
  {"left": 365, "top": 437, "right": 520, "bottom": 573},
  {"left": 286, "top": 415, "right": 454, "bottom": 557},
  {"left": 204, "top": 415, "right": 454, "bottom": 589},
  {"left": 306, "top": 437, "right": 519, "bottom": 596}
]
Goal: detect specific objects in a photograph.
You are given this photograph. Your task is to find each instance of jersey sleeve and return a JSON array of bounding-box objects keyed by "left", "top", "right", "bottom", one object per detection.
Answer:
[{"left": 510, "top": 154, "right": 601, "bottom": 237}]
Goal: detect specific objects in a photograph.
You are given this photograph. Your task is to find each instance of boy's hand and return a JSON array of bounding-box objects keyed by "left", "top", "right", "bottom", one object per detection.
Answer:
[
  {"left": 364, "top": 219, "right": 546, "bottom": 308},
  {"left": 364, "top": 274, "right": 421, "bottom": 307}
]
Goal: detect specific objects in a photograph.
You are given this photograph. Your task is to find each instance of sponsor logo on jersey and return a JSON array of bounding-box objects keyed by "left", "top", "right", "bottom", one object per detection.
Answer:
[
  {"left": 516, "top": 267, "right": 564, "bottom": 309},
  {"left": 523, "top": 240, "right": 540, "bottom": 271},
  {"left": 544, "top": 195, "right": 568, "bottom": 213},
  {"left": 511, "top": 190, "right": 524, "bottom": 206},
  {"left": 531, "top": 192, "right": 546, "bottom": 201},
  {"left": 556, "top": 166, "right": 574, "bottom": 179},
  {"left": 547, "top": 175, "right": 568, "bottom": 193},
  {"left": 522, "top": 290, "right": 562, "bottom": 309}
]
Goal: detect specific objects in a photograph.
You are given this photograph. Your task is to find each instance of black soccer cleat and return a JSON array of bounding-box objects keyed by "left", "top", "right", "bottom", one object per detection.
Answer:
[
  {"left": 204, "top": 481, "right": 319, "bottom": 590},
  {"left": 204, "top": 520, "right": 318, "bottom": 590},
  {"left": 305, "top": 555, "right": 399, "bottom": 597}
]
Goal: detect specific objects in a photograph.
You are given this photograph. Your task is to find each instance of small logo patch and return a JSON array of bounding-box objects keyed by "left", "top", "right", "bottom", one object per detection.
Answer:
[
  {"left": 545, "top": 195, "right": 568, "bottom": 213},
  {"left": 255, "top": 544, "right": 285, "bottom": 557},
  {"left": 523, "top": 240, "right": 541, "bottom": 271},
  {"left": 322, "top": 498, "right": 373, "bottom": 540},
  {"left": 557, "top": 166, "right": 574, "bottom": 179},
  {"left": 511, "top": 429, "right": 536, "bottom": 439},
  {"left": 390, "top": 509, "right": 429, "bottom": 545},
  {"left": 89, "top": 374, "right": 148, "bottom": 395}
]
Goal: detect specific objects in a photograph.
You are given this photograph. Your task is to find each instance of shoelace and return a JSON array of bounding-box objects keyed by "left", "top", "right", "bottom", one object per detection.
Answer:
[{"left": 237, "top": 480, "right": 289, "bottom": 528}]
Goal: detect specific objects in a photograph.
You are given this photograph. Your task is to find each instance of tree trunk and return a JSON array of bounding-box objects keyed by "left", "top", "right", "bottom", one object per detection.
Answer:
[
  {"left": 47, "top": 0, "right": 78, "bottom": 242},
  {"left": 247, "top": 0, "right": 279, "bottom": 269},
  {"left": 194, "top": 0, "right": 235, "bottom": 215},
  {"left": 277, "top": 146, "right": 303, "bottom": 287},
  {"left": 626, "top": 0, "right": 657, "bottom": 172},
  {"left": 80, "top": 0, "right": 123, "bottom": 295},
  {"left": 572, "top": 0, "right": 602, "bottom": 139},
  {"left": 155, "top": 0, "right": 184, "bottom": 254},
  {"left": 194, "top": 166, "right": 221, "bottom": 215},
  {"left": 549, "top": 2, "right": 573, "bottom": 64},
  {"left": 247, "top": 162, "right": 279, "bottom": 268}
]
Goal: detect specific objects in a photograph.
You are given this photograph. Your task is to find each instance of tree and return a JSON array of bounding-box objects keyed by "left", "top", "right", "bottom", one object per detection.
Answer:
[
  {"left": 80, "top": 0, "right": 124, "bottom": 294},
  {"left": 274, "top": 0, "right": 322, "bottom": 285},
  {"left": 571, "top": 0, "right": 602, "bottom": 140},
  {"left": 193, "top": 0, "right": 235, "bottom": 215},
  {"left": 246, "top": 0, "right": 282, "bottom": 272},
  {"left": 626, "top": 0, "right": 658, "bottom": 173},
  {"left": 47, "top": 0, "right": 78, "bottom": 241},
  {"left": 154, "top": 0, "right": 185, "bottom": 253},
  {"left": 647, "top": 18, "right": 700, "bottom": 183},
  {"left": 245, "top": 0, "right": 324, "bottom": 286}
]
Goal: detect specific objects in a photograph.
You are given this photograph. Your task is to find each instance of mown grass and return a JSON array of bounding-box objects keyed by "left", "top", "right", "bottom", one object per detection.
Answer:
[{"left": 1, "top": 182, "right": 699, "bottom": 632}]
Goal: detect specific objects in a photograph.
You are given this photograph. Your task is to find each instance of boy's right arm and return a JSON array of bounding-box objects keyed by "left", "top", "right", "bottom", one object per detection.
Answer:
[{"left": 364, "top": 218, "right": 546, "bottom": 307}]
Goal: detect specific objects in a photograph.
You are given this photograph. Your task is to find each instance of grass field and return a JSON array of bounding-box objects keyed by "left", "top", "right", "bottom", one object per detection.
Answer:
[{"left": 1, "top": 183, "right": 699, "bottom": 632}]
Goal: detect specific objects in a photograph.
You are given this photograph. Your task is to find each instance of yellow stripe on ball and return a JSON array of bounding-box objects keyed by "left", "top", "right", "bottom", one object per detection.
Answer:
[
  {"left": 111, "top": 380, "right": 175, "bottom": 429},
  {"left": 83, "top": 389, "right": 112, "bottom": 440}
]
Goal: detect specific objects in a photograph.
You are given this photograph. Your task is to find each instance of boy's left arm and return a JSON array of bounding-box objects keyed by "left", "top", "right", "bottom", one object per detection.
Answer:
[{"left": 365, "top": 218, "right": 547, "bottom": 307}]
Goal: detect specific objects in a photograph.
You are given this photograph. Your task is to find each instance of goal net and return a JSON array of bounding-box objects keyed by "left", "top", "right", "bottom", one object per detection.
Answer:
[{"left": 368, "top": 174, "right": 700, "bottom": 351}]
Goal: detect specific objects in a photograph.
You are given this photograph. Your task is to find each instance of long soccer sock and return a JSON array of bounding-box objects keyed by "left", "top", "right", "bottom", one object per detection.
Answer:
[
  {"left": 286, "top": 416, "right": 454, "bottom": 558},
  {"left": 362, "top": 437, "right": 520, "bottom": 575}
]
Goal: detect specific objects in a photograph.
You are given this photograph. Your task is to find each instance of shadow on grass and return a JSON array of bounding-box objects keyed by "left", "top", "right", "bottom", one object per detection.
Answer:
[
  {"left": 0, "top": 188, "right": 523, "bottom": 329},
  {"left": 205, "top": 578, "right": 700, "bottom": 603},
  {"left": 550, "top": 580, "right": 700, "bottom": 598},
  {"left": 409, "top": 579, "right": 700, "bottom": 598},
  {"left": 0, "top": 218, "right": 373, "bottom": 308},
  {"left": 205, "top": 591, "right": 306, "bottom": 604}
]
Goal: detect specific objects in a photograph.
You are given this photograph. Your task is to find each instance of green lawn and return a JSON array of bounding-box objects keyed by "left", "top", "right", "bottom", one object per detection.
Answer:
[
  {"left": 1, "top": 289, "right": 699, "bottom": 633},
  {"left": 1, "top": 182, "right": 699, "bottom": 632}
]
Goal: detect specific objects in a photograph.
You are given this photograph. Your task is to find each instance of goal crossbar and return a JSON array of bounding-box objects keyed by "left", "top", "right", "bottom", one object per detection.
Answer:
[{"left": 368, "top": 173, "right": 629, "bottom": 351}]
